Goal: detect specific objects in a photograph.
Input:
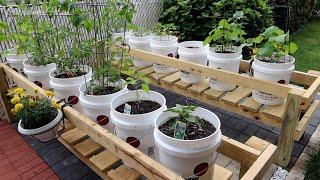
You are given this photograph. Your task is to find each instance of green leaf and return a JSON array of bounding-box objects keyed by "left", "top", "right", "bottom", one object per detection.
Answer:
[
  {"left": 258, "top": 41, "right": 276, "bottom": 57},
  {"left": 233, "top": 11, "right": 244, "bottom": 19},
  {"left": 269, "top": 34, "right": 287, "bottom": 43},
  {"left": 218, "top": 19, "right": 230, "bottom": 29}
]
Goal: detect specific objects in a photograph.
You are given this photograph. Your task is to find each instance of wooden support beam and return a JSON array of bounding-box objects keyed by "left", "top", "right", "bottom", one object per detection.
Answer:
[
  {"left": 128, "top": 49, "right": 294, "bottom": 98},
  {"left": 276, "top": 89, "right": 305, "bottom": 166},
  {"left": 301, "top": 75, "right": 320, "bottom": 110},
  {"left": 0, "top": 66, "right": 14, "bottom": 123}
]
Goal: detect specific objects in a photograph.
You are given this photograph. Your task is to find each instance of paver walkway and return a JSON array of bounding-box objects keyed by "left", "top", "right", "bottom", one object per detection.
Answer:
[{"left": 0, "top": 120, "right": 59, "bottom": 180}]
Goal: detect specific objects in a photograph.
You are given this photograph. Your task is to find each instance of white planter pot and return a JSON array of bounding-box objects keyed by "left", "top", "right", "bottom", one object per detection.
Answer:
[
  {"left": 110, "top": 90, "right": 167, "bottom": 158},
  {"left": 49, "top": 65, "right": 92, "bottom": 112},
  {"left": 207, "top": 47, "right": 242, "bottom": 91},
  {"left": 79, "top": 79, "right": 128, "bottom": 132},
  {"left": 178, "top": 41, "right": 209, "bottom": 84},
  {"left": 6, "top": 48, "right": 30, "bottom": 73},
  {"left": 154, "top": 107, "right": 221, "bottom": 178},
  {"left": 150, "top": 35, "right": 178, "bottom": 73},
  {"left": 23, "top": 61, "right": 56, "bottom": 90},
  {"left": 252, "top": 56, "right": 295, "bottom": 105},
  {"left": 129, "top": 34, "right": 153, "bottom": 67},
  {"left": 18, "top": 109, "right": 63, "bottom": 142},
  {"left": 132, "top": 0, "right": 163, "bottom": 29}
]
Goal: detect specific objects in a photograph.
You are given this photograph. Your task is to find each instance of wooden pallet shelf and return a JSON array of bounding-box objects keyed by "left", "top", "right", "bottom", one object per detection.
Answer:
[{"left": 1, "top": 63, "right": 278, "bottom": 180}]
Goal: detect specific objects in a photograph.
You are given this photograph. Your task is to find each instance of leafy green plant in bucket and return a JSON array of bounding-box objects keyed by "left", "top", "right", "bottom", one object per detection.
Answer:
[
  {"left": 249, "top": 26, "right": 298, "bottom": 63},
  {"left": 204, "top": 11, "right": 249, "bottom": 53},
  {"left": 153, "top": 23, "right": 177, "bottom": 41}
]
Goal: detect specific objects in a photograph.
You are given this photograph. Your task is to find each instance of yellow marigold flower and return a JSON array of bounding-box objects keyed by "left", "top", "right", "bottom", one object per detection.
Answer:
[
  {"left": 29, "top": 99, "right": 35, "bottom": 107},
  {"left": 51, "top": 101, "right": 61, "bottom": 109},
  {"left": 11, "top": 108, "right": 16, "bottom": 115},
  {"left": 45, "top": 91, "right": 55, "bottom": 98},
  {"left": 13, "top": 88, "right": 24, "bottom": 95},
  {"left": 10, "top": 97, "right": 20, "bottom": 105},
  {"left": 14, "top": 103, "right": 24, "bottom": 112}
]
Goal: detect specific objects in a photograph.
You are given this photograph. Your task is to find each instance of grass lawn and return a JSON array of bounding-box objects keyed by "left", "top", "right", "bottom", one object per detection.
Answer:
[{"left": 291, "top": 20, "right": 320, "bottom": 72}]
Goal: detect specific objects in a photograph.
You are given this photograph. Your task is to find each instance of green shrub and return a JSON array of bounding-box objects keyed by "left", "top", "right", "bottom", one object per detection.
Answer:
[
  {"left": 305, "top": 149, "right": 320, "bottom": 180},
  {"left": 159, "top": 0, "right": 273, "bottom": 41},
  {"left": 271, "top": 0, "right": 318, "bottom": 32}
]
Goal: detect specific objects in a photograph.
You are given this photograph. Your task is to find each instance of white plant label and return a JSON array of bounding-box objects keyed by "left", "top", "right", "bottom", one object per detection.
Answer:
[{"left": 124, "top": 103, "right": 132, "bottom": 114}]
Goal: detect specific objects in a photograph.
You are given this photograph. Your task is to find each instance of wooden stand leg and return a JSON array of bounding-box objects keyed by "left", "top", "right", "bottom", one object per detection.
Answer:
[
  {"left": 276, "top": 89, "right": 305, "bottom": 167},
  {"left": 0, "top": 67, "right": 14, "bottom": 123}
]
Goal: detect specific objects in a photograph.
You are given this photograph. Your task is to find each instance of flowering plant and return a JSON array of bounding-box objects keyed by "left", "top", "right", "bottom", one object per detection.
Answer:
[{"left": 8, "top": 88, "right": 61, "bottom": 129}]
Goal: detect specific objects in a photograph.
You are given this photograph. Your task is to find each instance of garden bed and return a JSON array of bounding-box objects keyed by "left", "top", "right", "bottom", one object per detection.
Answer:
[{"left": 0, "top": 63, "right": 278, "bottom": 179}]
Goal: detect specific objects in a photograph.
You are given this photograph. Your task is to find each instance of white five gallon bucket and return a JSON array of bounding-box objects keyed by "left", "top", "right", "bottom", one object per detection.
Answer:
[
  {"left": 49, "top": 65, "right": 92, "bottom": 112},
  {"left": 129, "top": 34, "right": 153, "bottom": 67},
  {"left": 178, "top": 41, "right": 209, "bottom": 84},
  {"left": 79, "top": 79, "right": 128, "bottom": 132},
  {"left": 207, "top": 47, "right": 242, "bottom": 91},
  {"left": 252, "top": 56, "right": 295, "bottom": 105},
  {"left": 23, "top": 61, "right": 56, "bottom": 90},
  {"left": 150, "top": 35, "right": 178, "bottom": 73},
  {"left": 154, "top": 107, "right": 221, "bottom": 178},
  {"left": 110, "top": 90, "right": 167, "bottom": 158},
  {"left": 6, "top": 48, "right": 30, "bottom": 73}
]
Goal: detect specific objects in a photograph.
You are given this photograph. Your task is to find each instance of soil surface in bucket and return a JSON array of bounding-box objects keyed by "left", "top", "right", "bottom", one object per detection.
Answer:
[
  {"left": 54, "top": 71, "right": 87, "bottom": 78},
  {"left": 116, "top": 100, "right": 161, "bottom": 114},
  {"left": 86, "top": 86, "right": 120, "bottom": 95},
  {"left": 22, "top": 109, "right": 58, "bottom": 129},
  {"left": 159, "top": 117, "right": 216, "bottom": 140}
]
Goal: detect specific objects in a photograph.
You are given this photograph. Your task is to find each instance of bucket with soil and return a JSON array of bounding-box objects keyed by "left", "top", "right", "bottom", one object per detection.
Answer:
[
  {"left": 154, "top": 106, "right": 221, "bottom": 178},
  {"left": 252, "top": 55, "right": 295, "bottom": 105},
  {"left": 110, "top": 90, "right": 167, "bottom": 159},
  {"left": 79, "top": 79, "right": 127, "bottom": 132},
  {"left": 49, "top": 65, "right": 92, "bottom": 112}
]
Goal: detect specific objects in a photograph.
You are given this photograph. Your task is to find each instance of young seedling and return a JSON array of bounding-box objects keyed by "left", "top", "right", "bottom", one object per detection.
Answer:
[{"left": 153, "top": 23, "right": 177, "bottom": 41}]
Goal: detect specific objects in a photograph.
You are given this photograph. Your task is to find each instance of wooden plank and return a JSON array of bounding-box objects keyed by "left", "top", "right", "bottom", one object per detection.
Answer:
[
  {"left": 218, "top": 136, "right": 261, "bottom": 168},
  {"left": 0, "top": 66, "right": 14, "bottom": 122},
  {"left": 294, "top": 100, "right": 320, "bottom": 140},
  {"left": 175, "top": 80, "right": 192, "bottom": 89},
  {"left": 241, "top": 144, "right": 277, "bottom": 180},
  {"left": 276, "top": 89, "right": 304, "bottom": 166},
  {"left": 128, "top": 49, "right": 297, "bottom": 98},
  {"left": 150, "top": 71, "right": 175, "bottom": 81},
  {"left": 240, "top": 97, "right": 263, "bottom": 113},
  {"left": 188, "top": 78, "right": 210, "bottom": 94},
  {"left": 139, "top": 66, "right": 154, "bottom": 75},
  {"left": 307, "top": 70, "right": 320, "bottom": 76},
  {"left": 301, "top": 76, "right": 320, "bottom": 110},
  {"left": 204, "top": 88, "right": 226, "bottom": 100},
  {"left": 213, "top": 164, "right": 233, "bottom": 180},
  {"left": 261, "top": 103, "right": 286, "bottom": 120},
  {"left": 222, "top": 87, "right": 252, "bottom": 105},
  {"left": 60, "top": 128, "right": 88, "bottom": 145},
  {"left": 160, "top": 71, "right": 180, "bottom": 85},
  {"left": 57, "top": 137, "right": 111, "bottom": 180},
  {"left": 245, "top": 136, "right": 270, "bottom": 152},
  {"left": 74, "top": 139, "right": 103, "bottom": 157},
  {"left": 108, "top": 165, "right": 141, "bottom": 180},
  {"left": 89, "top": 150, "right": 120, "bottom": 171}
]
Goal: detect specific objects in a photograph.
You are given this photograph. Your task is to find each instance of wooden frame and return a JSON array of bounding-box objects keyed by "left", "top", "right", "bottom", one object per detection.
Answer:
[
  {"left": 0, "top": 63, "right": 278, "bottom": 179},
  {"left": 118, "top": 48, "right": 320, "bottom": 166}
]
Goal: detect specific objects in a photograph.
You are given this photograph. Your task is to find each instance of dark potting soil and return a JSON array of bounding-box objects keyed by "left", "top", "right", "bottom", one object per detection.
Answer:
[
  {"left": 115, "top": 100, "right": 161, "bottom": 114},
  {"left": 158, "top": 117, "right": 216, "bottom": 140},
  {"left": 87, "top": 86, "right": 120, "bottom": 95},
  {"left": 54, "top": 71, "right": 87, "bottom": 78}
]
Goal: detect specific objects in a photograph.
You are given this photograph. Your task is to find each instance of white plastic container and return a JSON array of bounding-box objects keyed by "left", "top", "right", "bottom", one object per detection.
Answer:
[
  {"left": 150, "top": 35, "right": 178, "bottom": 73},
  {"left": 49, "top": 65, "right": 92, "bottom": 112},
  {"left": 154, "top": 107, "right": 221, "bottom": 178},
  {"left": 79, "top": 79, "right": 128, "bottom": 132},
  {"left": 252, "top": 55, "right": 295, "bottom": 105},
  {"left": 207, "top": 47, "right": 242, "bottom": 91},
  {"left": 18, "top": 109, "right": 63, "bottom": 142},
  {"left": 178, "top": 41, "right": 209, "bottom": 84},
  {"left": 23, "top": 61, "right": 56, "bottom": 90},
  {"left": 129, "top": 34, "right": 153, "bottom": 67},
  {"left": 6, "top": 48, "right": 30, "bottom": 73},
  {"left": 110, "top": 90, "right": 167, "bottom": 158}
]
